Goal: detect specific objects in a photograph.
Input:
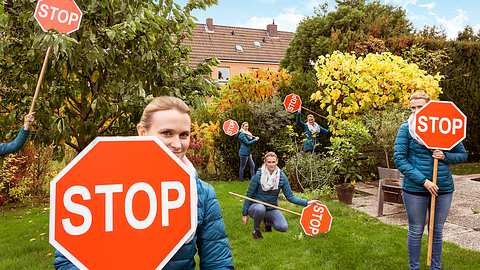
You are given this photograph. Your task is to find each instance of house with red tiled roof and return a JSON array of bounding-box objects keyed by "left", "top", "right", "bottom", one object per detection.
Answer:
[{"left": 184, "top": 18, "right": 294, "bottom": 82}]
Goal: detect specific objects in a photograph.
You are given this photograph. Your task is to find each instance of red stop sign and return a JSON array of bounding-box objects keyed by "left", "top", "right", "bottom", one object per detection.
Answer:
[
  {"left": 284, "top": 93, "right": 302, "bottom": 113},
  {"left": 300, "top": 203, "right": 332, "bottom": 236},
  {"left": 223, "top": 119, "right": 239, "bottom": 136},
  {"left": 49, "top": 137, "right": 197, "bottom": 269},
  {"left": 414, "top": 101, "right": 467, "bottom": 150},
  {"left": 34, "top": 0, "right": 83, "bottom": 34}
]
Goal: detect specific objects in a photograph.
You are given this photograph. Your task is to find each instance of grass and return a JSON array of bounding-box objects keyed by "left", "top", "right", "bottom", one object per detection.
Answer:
[
  {"left": 1, "top": 181, "right": 480, "bottom": 269},
  {"left": 451, "top": 162, "right": 480, "bottom": 175}
]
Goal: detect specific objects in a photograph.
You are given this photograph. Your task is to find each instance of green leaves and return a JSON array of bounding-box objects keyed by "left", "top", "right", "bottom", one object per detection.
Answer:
[{"left": 0, "top": 0, "right": 217, "bottom": 152}]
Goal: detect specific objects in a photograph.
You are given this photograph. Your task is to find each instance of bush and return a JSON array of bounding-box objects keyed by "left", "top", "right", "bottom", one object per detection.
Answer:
[
  {"left": 361, "top": 104, "right": 410, "bottom": 168},
  {"left": 0, "top": 144, "right": 57, "bottom": 205},
  {"left": 284, "top": 153, "right": 339, "bottom": 193}
]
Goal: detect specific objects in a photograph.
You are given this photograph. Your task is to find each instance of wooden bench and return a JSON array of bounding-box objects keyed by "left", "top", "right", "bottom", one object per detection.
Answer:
[{"left": 377, "top": 167, "right": 404, "bottom": 217}]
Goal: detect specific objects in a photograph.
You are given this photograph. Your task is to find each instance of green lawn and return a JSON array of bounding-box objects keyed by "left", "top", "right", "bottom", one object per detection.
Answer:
[
  {"left": 451, "top": 162, "right": 480, "bottom": 175},
  {"left": 1, "top": 181, "right": 480, "bottom": 269}
]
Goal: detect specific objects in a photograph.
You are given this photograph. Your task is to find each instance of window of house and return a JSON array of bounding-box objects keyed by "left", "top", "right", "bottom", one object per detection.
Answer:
[{"left": 217, "top": 67, "right": 230, "bottom": 81}]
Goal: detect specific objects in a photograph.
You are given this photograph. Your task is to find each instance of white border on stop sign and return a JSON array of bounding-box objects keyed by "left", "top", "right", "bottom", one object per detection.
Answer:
[
  {"left": 49, "top": 136, "right": 198, "bottom": 270},
  {"left": 413, "top": 100, "right": 467, "bottom": 150}
]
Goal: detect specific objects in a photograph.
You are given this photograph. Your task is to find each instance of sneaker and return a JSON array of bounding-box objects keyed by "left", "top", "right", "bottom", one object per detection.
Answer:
[{"left": 252, "top": 230, "right": 263, "bottom": 240}]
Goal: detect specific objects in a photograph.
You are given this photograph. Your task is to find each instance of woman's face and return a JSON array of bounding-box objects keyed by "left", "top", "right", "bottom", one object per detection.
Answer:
[
  {"left": 242, "top": 123, "right": 249, "bottom": 130},
  {"left": 265, "top": 156, "right": 278, "bottom": 172},
  {"left": 137, "top": 109, "right": 191, "bottom": 159},
  {"left": 410, "top": 98, "right": 428, "bottom": 113},
  {"left": 307, "top": 115, "right": 315, "bottom": 124}
]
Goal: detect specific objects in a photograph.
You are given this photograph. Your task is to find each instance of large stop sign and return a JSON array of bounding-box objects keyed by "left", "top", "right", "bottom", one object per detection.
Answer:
[
  {"left": 300, "top": 203, "right": 332, "bottom": 236},
  {"left": 34, "top": 0, "right": 83, "bottom": 34},
  {"left": 414, "top": 101, "right": 467, "bottom": 150},
  {"left": 49, "top": 137, "right": 197, "bottom": 269}
]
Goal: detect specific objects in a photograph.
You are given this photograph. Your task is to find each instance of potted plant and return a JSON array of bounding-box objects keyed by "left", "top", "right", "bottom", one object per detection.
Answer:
[{"left": 327, "top": 120, "right": 371, "bottom": 204}]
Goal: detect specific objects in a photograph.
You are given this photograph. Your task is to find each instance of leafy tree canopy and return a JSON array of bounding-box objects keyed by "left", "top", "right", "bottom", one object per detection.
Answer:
[{"left": 0, "top": 0, "right": 217, "bottom": 153}]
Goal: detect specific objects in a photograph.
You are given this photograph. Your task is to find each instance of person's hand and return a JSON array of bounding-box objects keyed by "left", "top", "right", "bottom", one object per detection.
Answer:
[
  {"left": 423, "top": 180, "right": 438, "bottom": 196},
  {"left": 255, "top": 136, "right": 259, "bottom": 141},
  {"left": 242, "top": 216, "right": 248, "bottom": 225},
  {"left": 307, "top": 199, "right": 321, "bottom": 205},
  {"left": 432, "top": 150, "right": 445, "bottom": 160},
  {"left": 23, "top": 112, "right": 35, "bottom": 130}
]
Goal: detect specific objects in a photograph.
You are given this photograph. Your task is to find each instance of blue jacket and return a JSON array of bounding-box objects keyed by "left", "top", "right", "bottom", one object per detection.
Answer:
[
  {"left": 0, "top": 128, "right": 29, "bottom": 156},
  {"left": 295, "top": 112, "right": 328, "bottom": 152},
  {"left": 393, "top": 122, "right": 467, "bottom": 194},
  {"left": 242, "top": 169, "right": 308, "bottom": 216},
  {"left": 54, "top": 178, "right": 234, "bottom": 270},
  {"left": 237, "top": 131, "right": 257, "bottom": 156}
]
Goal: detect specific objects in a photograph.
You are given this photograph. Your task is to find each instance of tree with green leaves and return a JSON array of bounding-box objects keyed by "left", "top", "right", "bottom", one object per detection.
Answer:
[
  {"left": 281, "top": 0, "right": 412, "bottom": 72},
  {"left": 0, "top": 0, "right": 217, "bottom": 153}
]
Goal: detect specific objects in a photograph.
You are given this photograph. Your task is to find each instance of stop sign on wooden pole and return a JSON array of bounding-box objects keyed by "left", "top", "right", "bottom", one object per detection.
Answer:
[
  {"left": 49, "top": 137, "right": 197, "bottom": 270},
  {"left": 414, "top": 101, "right": 467, "bottom": 150},
  {"left": 283, "top": 93, "right": 302, "bottom": 113},
  {"left": 300, "top": 202, "right": 332, "bottom": 236},
  {"left": 30, "top": 0, "right": 83, "bottom": 114},
  {"left": 34, "top": 0, "right": 83, "bottom": 34},
  {"left": 413, "top": 100, "right": 467, "bottom": 267}
]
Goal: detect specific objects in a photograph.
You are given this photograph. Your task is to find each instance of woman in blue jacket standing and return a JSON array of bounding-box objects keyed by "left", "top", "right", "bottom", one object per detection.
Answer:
[
  {"left": 237, "top": 122, "right": 259, "bottom": 181},
  {"left": 295, "top": 110, "right": 328, "bottom": 153},
  {"left": 0, "top": 113, "right": 35, "bottom": 156},
  {"left": 242, "top": 152, "right": 317, "bottom": 239},
  {"left": 394, "top": 91, "right": 467, "bottom": 270},
  {"left": 54, "top": 97, "right": 234, "bottom": 270}
]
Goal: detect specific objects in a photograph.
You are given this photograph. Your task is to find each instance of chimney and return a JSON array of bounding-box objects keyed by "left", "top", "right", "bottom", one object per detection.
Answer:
[
  {"left": 266, "top": 20, "right": 277, "bottom": 37},
  {"left": 206, "top": 18, "right": 214, "bottom": 32}
]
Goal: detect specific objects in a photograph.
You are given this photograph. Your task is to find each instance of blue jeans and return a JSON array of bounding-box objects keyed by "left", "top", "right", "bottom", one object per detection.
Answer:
[
  {"left": 248, "top": 203, "right": 288, "bottom": 232},
  {"left": 239, "top": 154, "right": 255, "bottom": 181},
  {"left": 402, "top": 192, "right": 453, "bottom": 270}
]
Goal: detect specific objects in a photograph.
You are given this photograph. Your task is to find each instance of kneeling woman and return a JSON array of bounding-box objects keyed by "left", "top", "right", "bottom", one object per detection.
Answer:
[{"left": 241, "top": 152, "right": 316, "bottom": 239}]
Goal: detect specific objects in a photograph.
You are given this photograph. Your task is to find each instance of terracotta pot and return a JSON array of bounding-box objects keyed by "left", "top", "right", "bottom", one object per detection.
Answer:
[{"left": 335, "top": 183, "right": 355, "bottom": 204}]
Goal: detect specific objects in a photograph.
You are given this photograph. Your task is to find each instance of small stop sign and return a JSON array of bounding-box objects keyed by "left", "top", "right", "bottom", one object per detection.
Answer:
[
  {"left": 223, "top": 119, "right": 239, "bottom": 136},
  {"left": 284, "top": 93, "right": 302, "bottom": 113},
  {"left": 300, "top": 203, "right": 332, "bottom": 236},
  {"left": 414, "top": 101, "right": 467, "bottom": 150},
  {"left": 34, "top": 0, "right": 83, "bottom": 34}
]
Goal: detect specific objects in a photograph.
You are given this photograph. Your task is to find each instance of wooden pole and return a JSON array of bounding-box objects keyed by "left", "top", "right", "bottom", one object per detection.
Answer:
[
  {"left": 228, "top": 192, "right": 301, "bottom": 216},
  {"left": 29, "top": 46, "right": 52, "bottom": 114},
  {"left": 302, "top": 107, "right": 328, "bottom": 120},
  {"left": 427, "top": 158, "right": 439, "bottom": 266}
]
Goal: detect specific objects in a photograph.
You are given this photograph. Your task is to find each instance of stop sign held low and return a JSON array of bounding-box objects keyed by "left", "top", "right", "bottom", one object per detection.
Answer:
[
  {"left": 414, "top": 101, "right": 467, "bottom": 150},
  {"left": 301, "top": 203, "right": 332, "bottom": 236},
  {"left": 49, "top": 137, "right": 197, "bottom": 270}
]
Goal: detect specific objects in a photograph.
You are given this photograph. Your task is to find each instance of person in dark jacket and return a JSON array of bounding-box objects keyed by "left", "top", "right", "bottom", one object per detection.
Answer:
[
  {"left": 242, "top": 151, "right": 318, "bottom": 239},
  {"left": 0, "top": 113, "right": 35, "bottom": 156},
  {"left": 54, "top": 97, "right": 234, "bottom": 270},
  {"left": 237, "top": 122, "right": 259, "bottom": 181},
  {"left": 295, "top": 110, "right": 328, "bottom": 153},
  {"left": 394, "top": 91, "right": 467, "bottom": 270}
]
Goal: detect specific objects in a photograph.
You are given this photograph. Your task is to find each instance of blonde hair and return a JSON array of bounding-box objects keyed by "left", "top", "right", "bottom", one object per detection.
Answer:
[
  {"left": 137, "top": 96, "right": 190, "bottom": 130},
  {"left": 409, "top": 91, "right": 430, "bottom": 102},
  {"left": 241, "top": 122, "right": 249, "bottom": 129},
  {"left": 263, "top": 151, "right": 278, "bottom": 161}
]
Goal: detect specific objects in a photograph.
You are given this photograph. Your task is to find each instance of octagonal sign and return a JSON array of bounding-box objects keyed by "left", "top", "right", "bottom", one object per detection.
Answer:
[
  {"left": 223, "top": 119, "right": 239, "bottom": 136},
  {"left": 300, "top": 203, "right": 332, "bottom": 236},
  {"left": 49, "top": 137, "right": 197, "bottom": 270},
  {"left": 284, "top": 93, "right": 302, "bottom": 113},
  {"left": 414, "top": 101, "right": 467, "bottom": 150},
  {"left": 34, "top": 0, "right": 83, "bottom": 34}
]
